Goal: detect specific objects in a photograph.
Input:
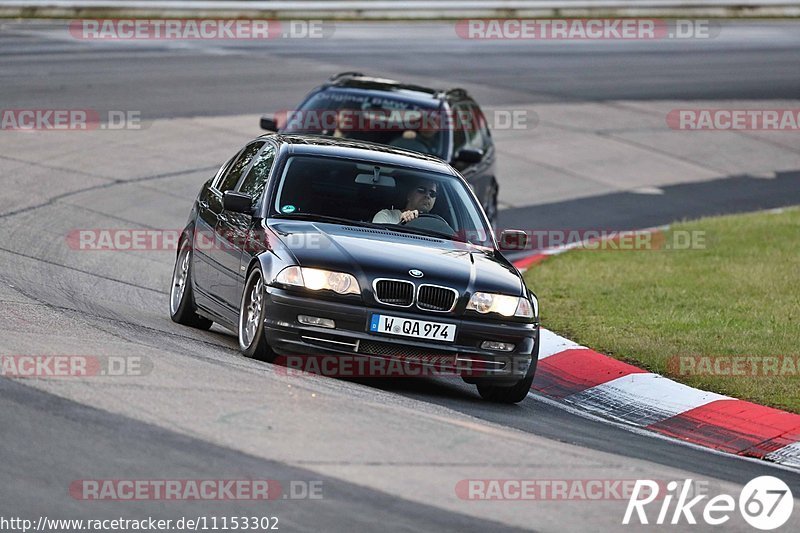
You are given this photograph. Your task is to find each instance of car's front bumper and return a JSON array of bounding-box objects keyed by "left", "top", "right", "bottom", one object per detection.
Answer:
[{"left": 262, "top": 287, "right": 538, "bottom": 383}]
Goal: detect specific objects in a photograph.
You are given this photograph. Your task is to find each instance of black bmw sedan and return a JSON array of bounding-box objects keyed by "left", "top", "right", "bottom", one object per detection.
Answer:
[{"left": 170, "top": 134, "right": 539, "bottom": 403}]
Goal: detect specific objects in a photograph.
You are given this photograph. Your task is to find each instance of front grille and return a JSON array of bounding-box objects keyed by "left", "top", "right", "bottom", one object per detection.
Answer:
[
  {"left": 359, "top": 340, "right": 457, "bottom": 366},
  {"left": 417, "top": 285, "right": 458, "bottom": 312},
  {"left": 374, "top": 279, "right": 414, "bottom": 306}
]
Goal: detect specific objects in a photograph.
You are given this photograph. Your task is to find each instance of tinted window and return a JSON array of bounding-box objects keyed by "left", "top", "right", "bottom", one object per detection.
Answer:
[
  {"left": 452, "top": 113, "right": 467, "bottom": 156},
  {"left": 217, "top": 142, "right": 264, "bottom": 192},
  {"left": 273, "top": 156, "right": 492, "bottom": 247},
  {"left": 212, "top": 155, "right": 236, "bottom": 187},
  {"left": 283, "top": 89, "right": 447, "bottom": 158},
  {"left": 451, "top": 103, "right": 491, "bottom": 156},
  {"left": 470, "top": 103, "right": 492, "bottom": 150},
  {"left": 458, "top": 103, "right": 485, "bottom": 151},
  {"left": 238, "top": 144, "right": 276, "bottom": 203}
]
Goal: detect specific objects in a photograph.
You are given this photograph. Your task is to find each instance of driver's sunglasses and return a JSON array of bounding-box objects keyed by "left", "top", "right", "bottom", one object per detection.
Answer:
[{"left": 415, "top": 186, "right": 438, "bottom": 198}]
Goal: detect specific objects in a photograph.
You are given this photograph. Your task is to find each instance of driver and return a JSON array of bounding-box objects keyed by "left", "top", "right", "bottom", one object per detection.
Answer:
[
  {"left": 389, "top": 128, "right": 438, "bottom": 155},
  {"left": 372, "top": 179, "right": 438, "bottom": 224}
]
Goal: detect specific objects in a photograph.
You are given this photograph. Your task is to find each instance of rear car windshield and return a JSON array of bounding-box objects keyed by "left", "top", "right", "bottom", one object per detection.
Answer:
[{"left": 280, "top": 90, "right": 447, "bottom": 159}]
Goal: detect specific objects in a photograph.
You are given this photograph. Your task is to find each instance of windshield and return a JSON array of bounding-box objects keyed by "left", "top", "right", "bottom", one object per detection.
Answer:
[
  {"left": 272, "top": 155, "right": 493, "bottom": 247},
  {"left": 280, "top": 89, "right": 447, "bottom": 159}
]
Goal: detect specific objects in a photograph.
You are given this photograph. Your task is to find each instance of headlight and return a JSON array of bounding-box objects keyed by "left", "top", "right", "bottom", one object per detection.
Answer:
[
  {"left": 467, "top": 292, "right": 536, "bottom": 318},
  {"left": 275, "top": 266, "right": 304, "bottom": 287},
  {"left": 275, "top": 266, "right": 360, "bottom": 295}
]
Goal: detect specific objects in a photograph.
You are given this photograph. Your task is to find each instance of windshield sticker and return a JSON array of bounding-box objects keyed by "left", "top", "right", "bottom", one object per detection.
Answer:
[
  {"left": 281, "top": 205, "right": 296, "bottom": 214},
  {"left": 315, "top": 91, "right": 417, "bottom": 111}
]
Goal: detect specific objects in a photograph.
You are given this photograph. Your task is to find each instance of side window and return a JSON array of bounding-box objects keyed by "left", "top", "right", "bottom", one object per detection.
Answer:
[
  {"left": 238, "top": 144, "right": 277, "bottom": 202},
  {"left": 462, "top": 104, "right": 485, "bottom": 151},
  {"left": 451, "top": 105, "right": 468, "bottom": 156},
  {"left": 471, "top": 103, "right": 492, "bottom": 151},
  {"left": 211, "top": 154, "right": 237, "bottom": 188},
  {"left": 217, "top": 142, "right": 265, "bottom": 192}
]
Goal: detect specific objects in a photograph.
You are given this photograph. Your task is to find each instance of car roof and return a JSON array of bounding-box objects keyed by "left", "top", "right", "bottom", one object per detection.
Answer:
[{"left": 259, "top": 133, "right": 458, "bottom": 175}]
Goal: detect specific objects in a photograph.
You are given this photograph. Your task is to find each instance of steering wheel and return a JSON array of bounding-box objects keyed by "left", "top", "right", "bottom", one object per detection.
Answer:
[{"left": 403, "top": 213, "right": 455, "bottom": 235}]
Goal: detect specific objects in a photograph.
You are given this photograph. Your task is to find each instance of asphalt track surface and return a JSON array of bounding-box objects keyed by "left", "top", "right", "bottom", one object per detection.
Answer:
[{"left": 1, "top": 20, "right": 800, "bottom": 532}]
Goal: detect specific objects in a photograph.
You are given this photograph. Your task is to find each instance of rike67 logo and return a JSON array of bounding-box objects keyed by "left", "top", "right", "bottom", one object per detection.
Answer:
[{"left": 624, "top": 476, "right": 793, "bottom": 529}]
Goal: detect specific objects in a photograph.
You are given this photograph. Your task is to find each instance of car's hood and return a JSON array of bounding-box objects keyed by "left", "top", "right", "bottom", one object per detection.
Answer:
[{"left": 268, "top": 221, "right": 523, "bottom": 297}]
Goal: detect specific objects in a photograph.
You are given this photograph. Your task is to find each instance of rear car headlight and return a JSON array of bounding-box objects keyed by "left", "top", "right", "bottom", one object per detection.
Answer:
[
  {"left": 467, "top": 292, "right": 536, "bottom": 318},
  {"left": 276, "top": 266, "right": 360, "bottom": 295}
]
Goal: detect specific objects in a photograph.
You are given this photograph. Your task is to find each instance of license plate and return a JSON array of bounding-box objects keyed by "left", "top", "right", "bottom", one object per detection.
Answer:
[{"left": 369, "top": 314, "right": 456, "bottom": 343}]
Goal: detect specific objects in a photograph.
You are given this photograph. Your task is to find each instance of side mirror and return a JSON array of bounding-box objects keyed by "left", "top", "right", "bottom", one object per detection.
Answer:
[
  {"left": 453, "top": 148, "right": 484, "bottom": 165},
  {"left": 498, "top": 229, "right": 529, "bottom": 251},
  {"left": 223, "top": 191, "right": 253, "bottom": 215},
  {"left": 260, "top": 115, "right": 277, "bottom": 131}
]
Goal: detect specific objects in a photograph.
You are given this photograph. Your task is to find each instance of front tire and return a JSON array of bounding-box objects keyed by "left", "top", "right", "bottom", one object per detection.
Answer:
[
  {"left": 476, "top": 373, "right": 535, "bottom": 404},
  {"left": 476, "top": 328, "right": 539, "bottom": 404},
  {"left": 170, "top": 238, "right": 213, "bottom": 330},
  {"left": 238, "top": 267, "right": 277, "bottom": 362}
]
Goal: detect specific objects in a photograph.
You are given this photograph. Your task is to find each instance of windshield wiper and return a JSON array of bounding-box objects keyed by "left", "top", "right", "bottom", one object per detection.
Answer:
[
  {"left": 273, "top": 214, "right": 479, "bottom": 244},
  {"left": 273, "top": 213, "right": 384, "bottom": 229},
  {"left": 376, "top": 223, "right": 465, "bottom": 243}
]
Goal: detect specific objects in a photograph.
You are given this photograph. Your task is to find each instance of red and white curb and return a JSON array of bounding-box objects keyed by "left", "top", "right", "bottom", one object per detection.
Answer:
[{"left": 513, "top": 242, "right": 800, "bottom": 469}]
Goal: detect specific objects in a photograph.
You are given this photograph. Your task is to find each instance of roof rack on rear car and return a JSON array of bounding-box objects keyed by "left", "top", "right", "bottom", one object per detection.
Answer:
[
  {"left": 329, "top": 72, "right": 365, "bottom": 82},
  {"left": 435, "top": 88, "right": 468, "bottom": 100}
]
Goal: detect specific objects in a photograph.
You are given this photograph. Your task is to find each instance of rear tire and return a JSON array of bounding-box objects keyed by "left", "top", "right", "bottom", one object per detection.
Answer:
[
  {"left": 170, "top": 238, "right": 213, "bottom": 330},
  {"left": 238, "top": 267, "right": 277, "bottom": 362}
]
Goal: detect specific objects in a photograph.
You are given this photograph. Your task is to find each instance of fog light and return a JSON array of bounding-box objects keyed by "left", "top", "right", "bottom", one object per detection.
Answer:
[
  {"left": 298, "top": 315, "right": 335, "bottom": 329},
  {"left": 481, "top": 341, "right": 515, "bottom": 352}
]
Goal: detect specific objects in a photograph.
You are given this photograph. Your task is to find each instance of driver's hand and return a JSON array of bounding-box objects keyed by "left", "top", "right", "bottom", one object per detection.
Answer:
[{"left": 400, "top": 210, "right": 419, "bottom": 224}]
